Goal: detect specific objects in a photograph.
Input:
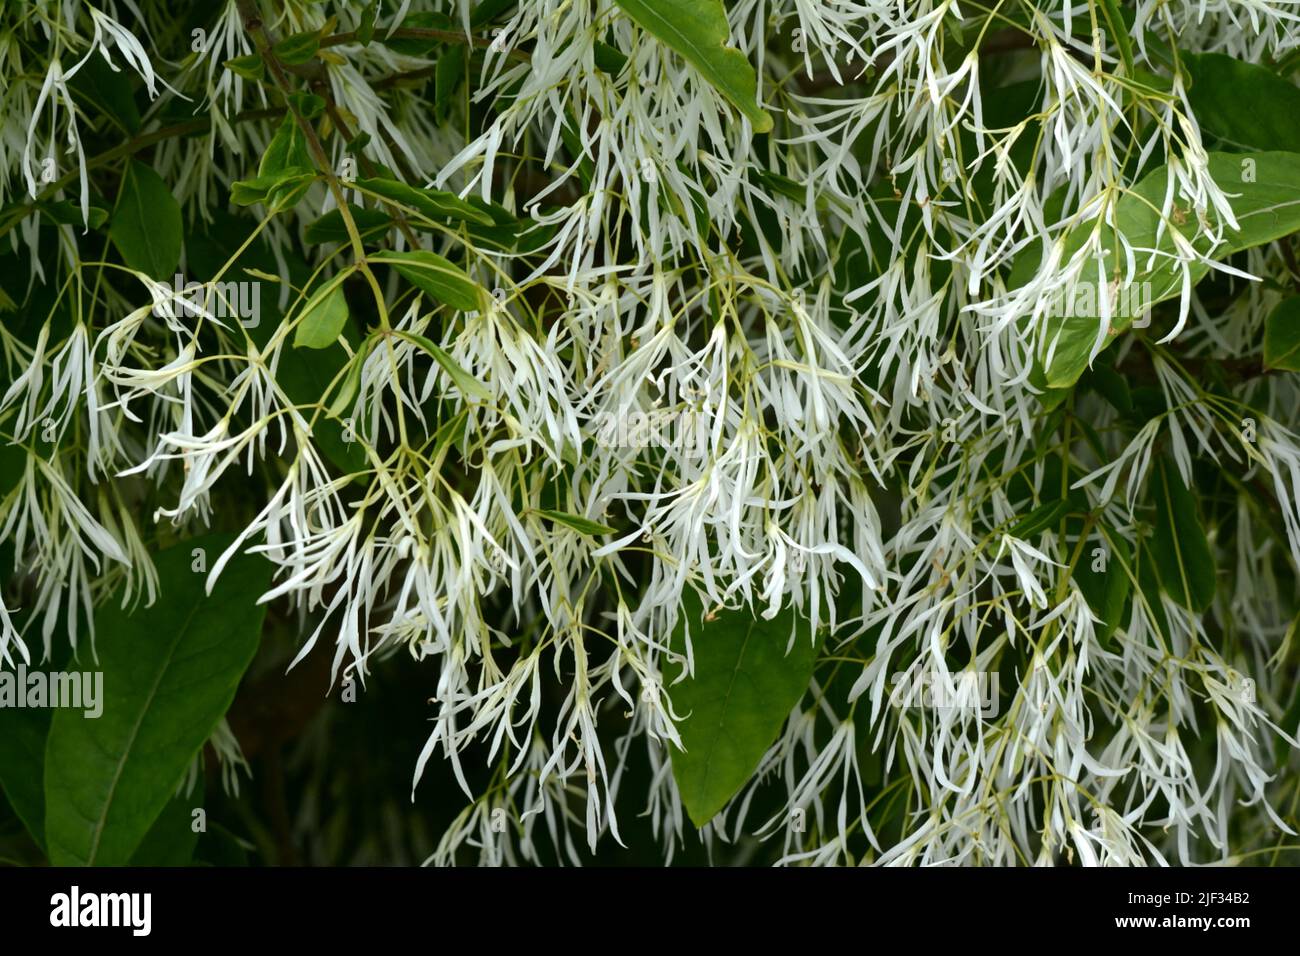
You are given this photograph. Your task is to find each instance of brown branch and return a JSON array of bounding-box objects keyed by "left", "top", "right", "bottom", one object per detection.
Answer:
[
  {"left": 236, "top": 0, "right": 369, "bottom": 261},
  {"left": 0, "top": 107, "right": 286, "bottom": 240}
]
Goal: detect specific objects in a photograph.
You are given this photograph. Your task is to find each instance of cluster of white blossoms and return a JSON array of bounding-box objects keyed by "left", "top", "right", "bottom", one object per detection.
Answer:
[{"left": 2, "top": 0, "right": 1300, "bottom": 865}]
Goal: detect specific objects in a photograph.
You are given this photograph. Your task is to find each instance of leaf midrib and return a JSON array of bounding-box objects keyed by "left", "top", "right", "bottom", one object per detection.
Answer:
[
  {"left": 123, "top": 165, "right": 166, "bottom": 277},
  {"left": 82, "top": 599, "right": 204, "bottom": 865},
  {"left": 691, "top": 617, "right": 757, "bottom": 814}
]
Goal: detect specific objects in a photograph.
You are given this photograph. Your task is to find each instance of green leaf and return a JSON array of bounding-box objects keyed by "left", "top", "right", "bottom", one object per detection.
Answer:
[
  {"left": 383, "top": 11, "right": 454, "bottom": 56},
  {"left": 276, "top": 336, "right": 369, "bottom": 475},
  {"left": 109, "top": 160, "right": 183, "bottom": 280},
  {"left": 223, "top": 53, "right": 265, "bottom": 81},
  {"left": 43, "top": 536, "right": 271, "bottom": 866},
  {"left": 328, "top": 338, "right": 373, "bottom": 418},
  {"left": 0, "top": 704, "right": 53, "bottom": 851},
  {"left": 393, "top": 331, "right": 491, "bottom": 400},
  {"left": 435, "top": 44, "right": 467, "bottom": 119},
  {"left": 229, "top": 116, "right": 318, "bottom": 208},
  {"left": 304, "top": 205, "right": 391, "bottom": 244},
  {"left": 471, "top": 0, "right": 516, "bottom": 27},
  {"left": 259, "top": 116, "right": 313, "bottom": 179},
  {"left": 294, "top": 284, "right": 350, "bottom": 349},
  {"left": 288, "top": 91, "right": 326, "bottom": 120},
  {"left": 1098, "top": 0, "right": 1134, "bottom": 78},
  {"left": 1044, "top": 151, "right": 1300, "bottom": 387},
  {"left": 1151, "top": 458, "right": 1216, "bottom": 613},
  {"left": 668, "top": 593, "right": 817, "bottom": 825},
  {"left": 230, "top": 170, "right": 314, "bottom": 208},
  {"left": 195, "top": 822, "right": 250, "bottom": 866},
  {"left": 129, "top": 778, "right": 203, "bottom": 866},
  {"left": 1071, "top": 521, "right": 1133, "bottom": 645},
  {"left": 371, "top": 250, "right": 485, "bottom": 312},
  {"left": 1136, "top": 535, "right": 1171, "bottom": 641},
  {"left": 274, "top": 30, "right": 321, "bottom": 65},
  {"left": 594, "top": 40, "right": 629, "bottom": 75},
  {"left": 67, "top": 54, "right": 141, "bottom": 134},
  {"left": 0, "top": 638, "right": 79, "bottom": 852},
  {"left": 1264, "top": 297, "right": 1300, "bottom": 371},
  {"left": 1087, "top": 363, "right": 1133, "bottom": 414},
  {"left": 612, "top": 0, "right": 773, "bottom": 133},
  {"left": 1008, "top": 499, "right": 1069, "bottom": 539},
  {"left": 1184, "top": 54, "right": 1300, "bottom": 153},
  {"left": 357, "top": 1, "right": 379, "bottom": 45},
  {"left": 754, "top": 167, "right": 816, "bottom": 205},
  {"left": 40, "top": 201, "right": 108, "bottom": 230},
  {"left": 533, "top": 509, "right": 617, "bottom": 536},
  {"left": 355, "top": 176, "right": 495, "bottom": 226},
  {"left": 0, "top": 443, "right": 25, "bottom": 496},
  {"left": 458, "top": 197, "right": 545, "bottom": 252}
]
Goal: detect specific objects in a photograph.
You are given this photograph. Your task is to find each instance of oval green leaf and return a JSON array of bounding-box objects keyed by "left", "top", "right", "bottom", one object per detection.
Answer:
[
  {"left": 293, "top": 284, "right": 350, "bottom": 349},
  {"left": 110, "top": 160, "right": 183, "bottom": 280},
  {"left": 355, "top": 176, "right": 495, "bottom": 226},
  {"left": 1264, "top": 297, "right": 1300, "bottom": 371},
  {"left": 43, "top": 535, "right": 271, "bottom": 866},
  {"left": 393, "top": 331, "right": 491, "bottom": 401},
  {"left": 668, "top": 593, "right": 817, "bottom": 826},
  {"left": 1151, "top": 458, "right": 1216, "bottom": 613},
  {"left": 1044, "top": 151, "right": 1300, "bottom": 388},
  {"left": 1185, "top": 54, "right": 1300, "bottom": 153},
  {"left": 533, "top": 509, "right": 617, "bottom": 536},
  {"left": 371, "top": 250, "right": 485, "bottom": 312}
]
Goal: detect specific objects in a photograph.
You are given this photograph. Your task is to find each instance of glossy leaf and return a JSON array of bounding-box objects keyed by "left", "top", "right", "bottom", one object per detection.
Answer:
[
  {"left": 276, "top": 335, "right": 369, "bottom": 475},
  {"left": 128, "top": 778, "right": 204, "bottom": 866},
  {"left": 1151, "top": 458, "right": 1216, "bottom": 612},
  {"left": 68, "top": 54, "right": 141, "bottom": 134},
  {"left": 1184, "top": 54, "right": 1300, "bottom": 152},
  {"left": 668, "top": 593, "right": 817, "bottom": 825},
  {"left": 232, "top": 116, "right": 316, "bottom": 209},
  {"left": 613, "top": 0, "right": 773, "bottom": 133},
  {"left": 260, "top": 116, "right": 312, "bottom": 178},
  {"left": 434, "top": 44, "right": 467, "bottom": 118},
  {"left": 1044, "top": 151, "right": 1300, "bottom": 387},
  {"left": 355, "top": 176, "right": 495, "bottom": 226},
  {"left": 383, "top": 11, "right": 453, "bottom": 56},
  {"left": 1009, "top": 499, "right": 1069, "bottom": 539},
  {"left": 533, "top": 509, "right": 617, "bottom": 536},
  {"left": 1264, "top": 297, "right": 1300, "bottom": 371},
  {"left": 293, "top": 284, "right": 350, "bottom": 349},
  {"left": 274, "top": 30, "right": 321, "bottom": 66},
  {"left": 0, "top": 704, "right": 52, "bottom": 850},
  {"left": 394, "top": 331, "right": 491, "bottom": 400},
  {"left": 371, "top": 250, "right": 485, "bottom": 312},
  {"left": 223, "top": 53, "right": 264, "bottom": 81},
  {"left": 230, "top": 170, "right": 314, "bottom": 208},
  {"left": 1071, "top": 520, "right": 1133, "bottom": 645},
  {"left": 43, "top": 536, "right": 271, "bottom": 866},
  {"left": 110, "top": 160, "right": 183, "bottom": 280},
  {"left": 304, "top": 205, "right": 391, "bottom": 244},
  {"left": 328, "top": 338, "right": 373, "bottom": 418},
  {"left": 40, "top": 201, "right": 108, "bottom": 230}
]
